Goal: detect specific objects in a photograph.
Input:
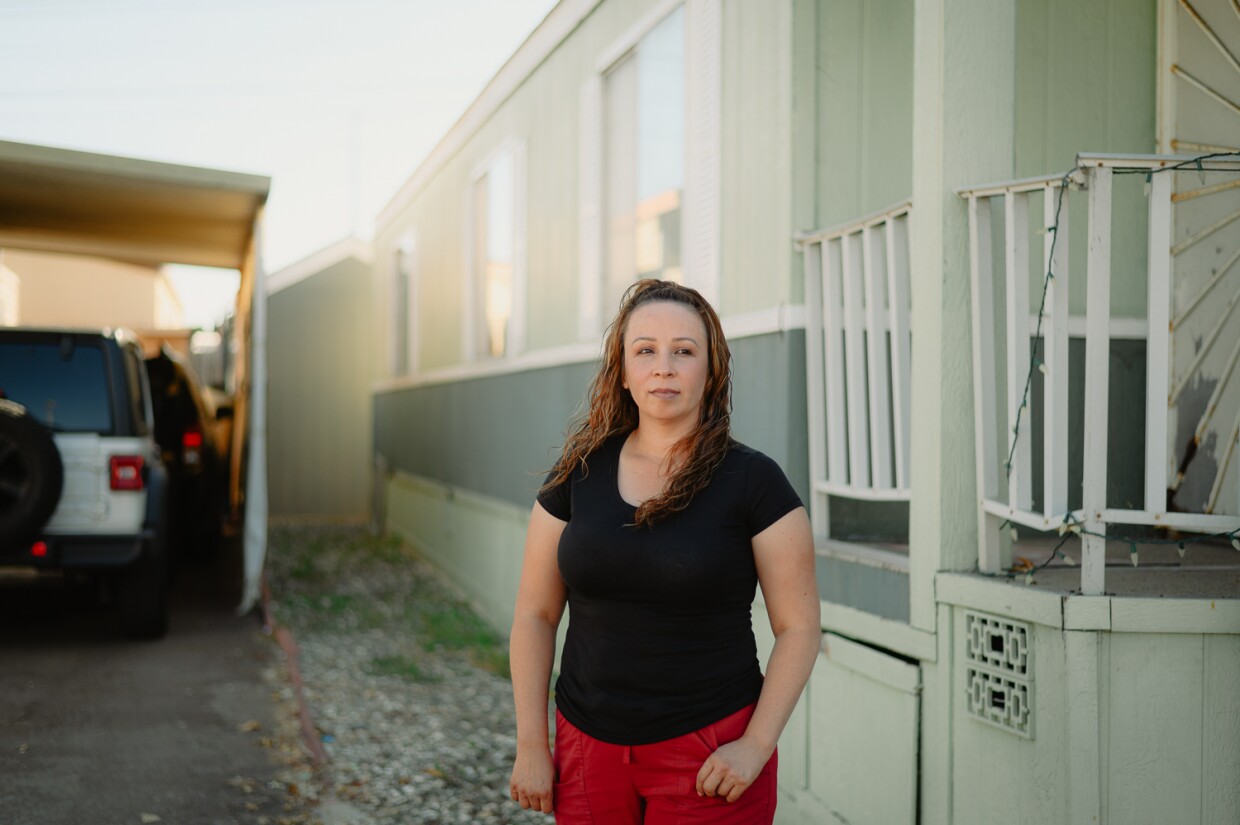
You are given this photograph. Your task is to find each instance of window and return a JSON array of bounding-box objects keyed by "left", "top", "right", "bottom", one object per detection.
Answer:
[
  {"left": 580, "top": 0, "right": 719, "bottom": 340},
  {"left": 0, "top": 339, "right": 113, "bottom": 432},
  {"left": 468, "top": 147, "right": 521, "bottom": 359},
  {"left": 390, "top": 235, "right": 415, "bottom": 376},
  {"left": 121, "top": 344, "right": 151, "bottom": 436},
  {"left": 604, "top": 5, "right": 685, "bottom": 311}
]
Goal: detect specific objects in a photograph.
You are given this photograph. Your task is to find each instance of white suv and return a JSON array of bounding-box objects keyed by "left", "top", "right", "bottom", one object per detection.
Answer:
[{"left": 0, "top": 328, "right": 171, "bottom": 638}]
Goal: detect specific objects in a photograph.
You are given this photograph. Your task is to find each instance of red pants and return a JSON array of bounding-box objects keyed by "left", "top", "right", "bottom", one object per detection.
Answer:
[{"left": 551, "top": 704, "right": 778, "bottom": 824}]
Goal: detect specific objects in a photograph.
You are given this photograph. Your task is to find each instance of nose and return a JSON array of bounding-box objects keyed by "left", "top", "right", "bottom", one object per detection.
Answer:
[{"left": 653, "top": 352, "right": 675, "bottom": 376}]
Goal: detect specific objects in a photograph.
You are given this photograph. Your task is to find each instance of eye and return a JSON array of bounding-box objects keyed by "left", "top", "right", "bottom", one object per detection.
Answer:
[{"left": 676, "top": 347, "right": 694, "bottom": 356}]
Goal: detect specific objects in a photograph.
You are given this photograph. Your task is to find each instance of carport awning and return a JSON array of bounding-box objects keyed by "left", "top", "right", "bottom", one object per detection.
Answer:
[
  {"left": 0, "top": 139, "right": 272, "bottom": 615},
  {"left": 0, "top": 139, "right": 269, "bottom": 269}
]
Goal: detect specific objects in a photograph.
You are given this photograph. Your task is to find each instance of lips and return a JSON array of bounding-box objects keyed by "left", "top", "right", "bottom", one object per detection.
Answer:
[{"left": 650, "top": 389, "right": 679, "bottom": 399}]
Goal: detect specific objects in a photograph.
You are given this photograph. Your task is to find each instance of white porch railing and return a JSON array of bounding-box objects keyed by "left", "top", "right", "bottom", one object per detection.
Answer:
[
  {"left": 959, "top": 153, "right": 1240, "bottom": 595},
  {"left": 795, "top": 201, "right": 913, "bottom": 536}
]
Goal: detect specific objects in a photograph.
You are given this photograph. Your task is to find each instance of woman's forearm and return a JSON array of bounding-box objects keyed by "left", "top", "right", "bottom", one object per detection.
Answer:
[
  {"left": 510, "top": 614, "right": 559, "bottom": 750},
  {"left": 743, "top": 625, "right": 822, "bottom": 756}
]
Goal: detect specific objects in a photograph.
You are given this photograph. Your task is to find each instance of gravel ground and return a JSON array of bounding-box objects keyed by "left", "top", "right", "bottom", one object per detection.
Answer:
[{"left": 264, "top": 525, "right": 550, "bottom": 825}]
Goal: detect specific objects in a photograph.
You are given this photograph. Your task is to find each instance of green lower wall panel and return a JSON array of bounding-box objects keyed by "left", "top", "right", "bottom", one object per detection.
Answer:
[
  {"left": 373, "top": 331, "right": 812, "bottom": 510},
  {"left": 817, "top": 555, "right": 909, "bottom": 623},
  {"left": 375, "top": 360, "right": 599, "bottom": 509}
]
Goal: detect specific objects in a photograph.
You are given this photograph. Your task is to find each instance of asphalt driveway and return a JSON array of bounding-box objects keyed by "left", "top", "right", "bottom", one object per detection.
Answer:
[{"left": 0, "top": 543, "right": 315, "bottom": 825}]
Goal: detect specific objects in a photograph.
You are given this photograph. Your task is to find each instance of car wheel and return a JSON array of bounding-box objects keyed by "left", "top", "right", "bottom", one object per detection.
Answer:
[
  {"left": 117, "top": 538, "right": 170, "bottom": 640},
  {"left": 0, "top": 399, "right": 64, "bottom": 550}
]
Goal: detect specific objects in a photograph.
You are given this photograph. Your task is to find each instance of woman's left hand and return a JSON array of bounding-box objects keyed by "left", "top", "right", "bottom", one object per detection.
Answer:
[{"left": 695, "top": 735, "right": 770, "bottom": 803}]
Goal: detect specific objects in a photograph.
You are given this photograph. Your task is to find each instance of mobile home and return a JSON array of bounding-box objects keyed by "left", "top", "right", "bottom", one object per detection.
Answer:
[{"left": 370, "top": 1, "right": 1240, "bottom": 822}]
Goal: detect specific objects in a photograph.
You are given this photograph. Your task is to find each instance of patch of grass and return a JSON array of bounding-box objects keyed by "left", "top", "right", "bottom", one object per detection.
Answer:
[
  {"left": 369, "top": 655, "right": 438, "bottom": 683},
  {"left": 286, "top": 552, "right": 325, "bottom": 583},
  {"left": 268, "top": 525, "right": 515, "bottom": 680},
  {"left": 469, "top": 646, "right": 511, "bottom": 679},
  {"left": 285, "top": 592, "right": 389, "bottom": 632},
  {"left": 419, "top": 602, "right": 510, "bottom": 678},
  {"left": 362, "top": 533, "right": 410, "bottom": 565},
  {"left": 421, "top": 604, "right": 502, "bottom": 651}
]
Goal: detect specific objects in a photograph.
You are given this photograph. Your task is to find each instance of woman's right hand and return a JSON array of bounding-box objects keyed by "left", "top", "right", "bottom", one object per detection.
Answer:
[{"left": 509, "top": 745, "right": 555, "bottom": 814}]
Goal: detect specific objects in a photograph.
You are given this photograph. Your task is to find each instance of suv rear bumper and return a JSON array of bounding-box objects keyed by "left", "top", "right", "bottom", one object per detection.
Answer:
[{"left": 0, "top": 529, "right": 158, "bottom": 569}]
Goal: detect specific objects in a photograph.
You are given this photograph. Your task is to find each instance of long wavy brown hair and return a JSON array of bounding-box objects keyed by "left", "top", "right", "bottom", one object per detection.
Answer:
[{"left": 542, "top": 279, "right": 734, "bottom": 526}]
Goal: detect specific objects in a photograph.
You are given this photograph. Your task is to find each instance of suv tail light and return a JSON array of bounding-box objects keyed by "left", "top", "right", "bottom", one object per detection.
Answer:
[
  {"left": 182, "top": 426, "right": 203, "bottom": 467},
  {"left": 110, "top": 455, "right": 145, "bottom": 491}
]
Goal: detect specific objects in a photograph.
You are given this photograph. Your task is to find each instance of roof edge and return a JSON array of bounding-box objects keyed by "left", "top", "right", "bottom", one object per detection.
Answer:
[
  {"left": 266, "top": 236, "right": 373, "bottom": 295},
  {"left": 0, "top": 139, "right": 271, "bottom": 199},
  {"left": 376, "top": 0, "right": 601, "bottom": 227}
]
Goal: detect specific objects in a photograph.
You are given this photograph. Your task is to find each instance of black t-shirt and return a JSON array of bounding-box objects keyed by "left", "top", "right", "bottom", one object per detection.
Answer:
[{"left": 537, "top": 433, "right": 802, "bottom": 745}]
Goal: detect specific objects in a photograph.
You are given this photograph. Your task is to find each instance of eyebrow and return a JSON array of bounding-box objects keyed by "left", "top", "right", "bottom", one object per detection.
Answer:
[{"left": 631, "top": 336, "right": 700, "bottom": 345}]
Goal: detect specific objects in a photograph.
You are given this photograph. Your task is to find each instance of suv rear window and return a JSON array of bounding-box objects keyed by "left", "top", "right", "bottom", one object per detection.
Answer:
[{"left": 0, "top": 340, "right": 113, "bottom": 432}]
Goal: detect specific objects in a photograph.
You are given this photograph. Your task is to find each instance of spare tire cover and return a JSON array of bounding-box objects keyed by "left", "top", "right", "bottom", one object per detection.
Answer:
[{"left": 0, "top": 398, "right": 65, "bottom": 549}]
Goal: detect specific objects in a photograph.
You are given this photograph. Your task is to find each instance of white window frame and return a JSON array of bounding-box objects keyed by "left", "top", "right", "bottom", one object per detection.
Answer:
[
  {"left": 578, "top": 0, "right": 720, "bottom": 342},
  {"left": 464, "top": 137, "right": 528, "bottom": 361}
]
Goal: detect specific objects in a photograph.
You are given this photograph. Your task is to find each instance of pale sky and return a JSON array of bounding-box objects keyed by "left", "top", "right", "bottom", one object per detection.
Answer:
[{"left": 0, "top": 0, "right": 559, "bottom": 327}]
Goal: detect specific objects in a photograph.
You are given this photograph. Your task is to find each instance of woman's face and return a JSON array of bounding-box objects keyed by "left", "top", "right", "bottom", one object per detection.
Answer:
[{"left": 622, "top": 300, "right": 710, "bottom": 432}]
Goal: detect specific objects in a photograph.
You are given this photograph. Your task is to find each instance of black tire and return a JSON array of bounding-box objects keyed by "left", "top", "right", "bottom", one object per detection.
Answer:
[
  {"left": 0, "top": 399, "right": 64, "bottom": 550},
  {"left": 117, "top": 538, "right": 170, "bottom": 640}
]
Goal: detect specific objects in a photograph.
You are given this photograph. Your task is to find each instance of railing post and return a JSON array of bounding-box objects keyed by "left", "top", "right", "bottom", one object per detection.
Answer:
[
  {"left": 1043, "top": 183, "right": 1070, "bottom": 517},
  {"left": 864, "top": 223, "right": 894, "bottom": 488},
  {"left": 1005, "top": 192, "right": 1033, "bottom": 511},
  {"left": 886, "top": 213, "right": 913, "bottom": 490},
  {"left": 802, "top": 239, "right": 829, "bottom": 537},
  {"left": 842, "top": 231, "right": 870, "bottom": 487},
  {"left": 969, "top": 196, "right": 1002, "bottom": 572},
  {"left": 1145, "top": 172, "right": 1174, "bottom": 513},
  {"left": 823, "top": 239, "right": 849, "bottom": 487},
  {"left": 1082, "top": 167, "right": 1113, "bottom": 595}
]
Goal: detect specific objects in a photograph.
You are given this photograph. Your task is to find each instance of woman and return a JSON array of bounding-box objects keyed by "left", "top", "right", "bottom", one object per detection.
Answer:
[{"left": 509, "top": 279, "right": 820, "bottom": 824}]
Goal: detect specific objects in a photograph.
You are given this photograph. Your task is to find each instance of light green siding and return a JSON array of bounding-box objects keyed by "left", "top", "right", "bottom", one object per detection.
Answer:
[
  {"left": 720, "top": 0, "right": 798, "bottom": 314},
  {"left": 948, "top": 608, "right": 1070, "bottom": 825},
  {"left": 936, "top": 590, "right": 1240, "bottom": 825},
  {"left": 1015, "top": 0, "right": 1157, "bottom": 320},
  {"left": 814, "top": 0, "right": 914, "bottom": 228},
  {"left": 267, "top": 257, "right": 373, "bottom": 518},
  {"left": 386, "top": 473, "right": 530, "bottom": 636}
]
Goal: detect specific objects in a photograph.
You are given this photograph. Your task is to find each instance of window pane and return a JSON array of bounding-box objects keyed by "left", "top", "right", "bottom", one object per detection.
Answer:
[
  {"left": 604, "top": 6, "right": 684, "bottom": 313},
  {"left": 637, "top": 6, "right": 684, "bottom": 203},
  {"left": 605, "top": 53, "right": 638, "bottom": 312},
  {"left": 392, "top": 248, "right": 409, "bottom": 375},
  {"left": 0, "top": 340, "right": 113, "bottom": 432},
  {"left": 472, "top": 152, "right": 516, "bottom": 360},
  {"left": 484, "top": 154, "right": 514, "bottom": 358}
]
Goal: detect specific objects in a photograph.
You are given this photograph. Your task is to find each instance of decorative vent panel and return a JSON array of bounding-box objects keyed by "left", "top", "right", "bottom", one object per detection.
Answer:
[{"left": 964, "top": 611, "right": 1034, "bottom": 738}]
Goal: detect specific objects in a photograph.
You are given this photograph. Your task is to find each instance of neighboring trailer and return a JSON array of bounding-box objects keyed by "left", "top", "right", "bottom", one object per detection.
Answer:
[{"left": 266, "top": 237, "right": 375, "bottom": 521}]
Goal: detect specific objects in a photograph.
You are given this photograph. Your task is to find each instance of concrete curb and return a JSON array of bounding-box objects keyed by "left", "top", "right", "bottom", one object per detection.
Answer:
[{"left": 261, "top": 574, "right": 332, "bottom": 774}]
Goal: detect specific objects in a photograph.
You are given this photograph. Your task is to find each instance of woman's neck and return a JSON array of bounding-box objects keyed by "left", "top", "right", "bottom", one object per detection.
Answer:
[{"left": 626, "top": 422, "right": 692, "bottom": 465}]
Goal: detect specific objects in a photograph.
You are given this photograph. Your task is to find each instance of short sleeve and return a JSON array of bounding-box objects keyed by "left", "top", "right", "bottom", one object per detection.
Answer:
[
  {"left": 745, "top": 451, "right": 802, "bottom": 536},
  {"left": 536, "top": 467, "right": 572, "bottom": 521}
]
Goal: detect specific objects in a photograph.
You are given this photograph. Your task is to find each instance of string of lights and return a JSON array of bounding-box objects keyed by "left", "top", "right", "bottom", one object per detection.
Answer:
[
  {"left": 997, "top": 514, "right": 1240, "bottom": 583},
  {"left": 998, "top": 151, "right": 1240, "bottom": 581}
]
